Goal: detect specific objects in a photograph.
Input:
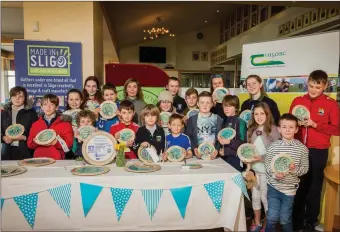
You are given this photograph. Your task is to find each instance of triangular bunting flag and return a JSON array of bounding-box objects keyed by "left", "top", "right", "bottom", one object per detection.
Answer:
[
  {"left": 80, "top": 183, "right": 103, "bottom": 217},
  {"left": 204, "top": 180, "right": 225, "bottom": 213},
  {"left": 232, "top": 174, "right": 250, "bottom": 200},
  {"left": 48, "top": 184, "right": 72, "bottom": 217},
  {"left": 170, "top": 186, "right": 192, "bottom": 219},
  {"left": 141, "top": 189, "right": 163, "bottom": 220},
  {"left": 110, "top": 188, "right": 133, "bottom": 221},
  {"left": 1, "top": 198, "right": 4, "bottom": 210},
  {"left": 13, "top": 193, "right": 38, "bottom": 229}
]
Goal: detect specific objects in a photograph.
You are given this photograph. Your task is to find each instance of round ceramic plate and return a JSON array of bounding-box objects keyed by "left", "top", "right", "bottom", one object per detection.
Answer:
[
  {"left": 218, "top": 128, "right": 236, "bottom": 140},
  {"left": 100, "top": 101, "right": 118, "bottom": 119},
  {"left": 18, "top": 157, "right": 56, "bottom": 167},
  {"left": 198, "top": 142, "right": 216, "bottom": 160},
  {"left": 35, "top": 129, "right": 57, "bottom": 145},
  {"left": 271, "top": 154, "right": 294, "bottom": 174},
  {"left": 187, "top": 109, "right": 199, "bottom": 118},
  {"left": 1, "top": 166, "right": 27, "bottom": 177},
  {"left": 213, "top": 87, "right": 230, "bottom": 103},
  {"left": 71, "top": 166, "right": 110, "bottom": 176},
  {"left": 67, "top": 109, "right": 81, "bottom": 127},
  {"left": 292, "top": 105, "right": 310, "bottom": 121},
  {"left": 5, "top": 124, "right": 25, "bottom": 139},
  {"left": 118, "top": 128, "right": 135, "bottom": 143},
  {"left": 237, "top": 143, "right": 257, "bottom": 163},
  {"left": 86, "top": 100, "right": 100, "bottom": 111},
  {"left": 182, "top": 163, "right": 202, "bottom": 169},
  {"left": 124, "top": 162, "right": 161, "bottom": 173},
  {"left": 78, "top": 125, "right": 96, "bottom": 142},
  {"left": 82, "top": 131, "right": 117, "bottom": 166},
  {"left": 239, "top": 110, "right": 252, "bottom": 127},
  {"left": 167, "top": 145, "right": 185, "bottom": 162},
  {"left": 138, "top": 145, "right": 158, "bottom": 163},
  {"left": 160, "top": 112, "right": 172, "bottom": 127}
]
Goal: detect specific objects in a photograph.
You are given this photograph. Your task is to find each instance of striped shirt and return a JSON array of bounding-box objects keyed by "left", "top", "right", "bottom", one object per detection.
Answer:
[{"left": 265, "top": 138, "right": 309, "bottom": 195}]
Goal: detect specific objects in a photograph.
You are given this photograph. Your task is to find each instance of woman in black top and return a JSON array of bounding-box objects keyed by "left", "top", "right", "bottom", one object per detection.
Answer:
[{"left": 240, "top": 75, "right": 280, "bottom": 125}]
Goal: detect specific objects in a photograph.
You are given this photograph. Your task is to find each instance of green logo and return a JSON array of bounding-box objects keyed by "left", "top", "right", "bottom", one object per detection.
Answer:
[
  {"left": 117, "top": 87, "right": 163, "bottom": 104},
  {"left": 28, "top": 45, "right": 72, "bottom": 76},
  {"left": 250, "top": 52, "right": 286, "bottom": 67}
]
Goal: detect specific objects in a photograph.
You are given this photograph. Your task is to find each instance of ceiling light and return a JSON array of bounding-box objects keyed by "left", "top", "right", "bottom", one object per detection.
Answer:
[
  {"left": 142, "top": 17, "right": 175, "bottom": 41},
  {"left": 217, "top": 10, "right": 219, "bottom": 13},
  {"left": 205, "top": 20, "right": 208, "bottom": 23}
]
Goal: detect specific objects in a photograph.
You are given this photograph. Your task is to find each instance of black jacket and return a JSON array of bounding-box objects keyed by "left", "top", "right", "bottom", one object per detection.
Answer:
[
  {"left": 173, "top": 95, "right": 187, "bottom": 115},
  {"left": 211, "top": 103, "right": 226, "bottom": 120},
  {"left": 132, "top": 125, "right": 166, "bottom": 156},
  {"left": 1, "top": 102, "right": 38, "bottom": 160},
  {"left": 240, "top": 95, "right": 280, "bottom": 125}
]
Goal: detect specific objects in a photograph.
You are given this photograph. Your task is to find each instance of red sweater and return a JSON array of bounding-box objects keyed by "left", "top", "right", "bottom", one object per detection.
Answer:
[
  {"left": 110, "top": 122, "right": 139, "bottom": 159},
  {"left": 27, "top": 115, "right": 74, "bottom": 160},
  {"left": 289, "top": 94, "right": 340, "bottom": 149}
]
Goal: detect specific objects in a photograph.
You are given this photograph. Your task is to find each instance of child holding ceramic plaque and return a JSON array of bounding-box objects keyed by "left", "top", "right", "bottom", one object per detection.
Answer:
[
  {"left": 185, "top": 91, "right": 222, "bottom": 159},
  {"left": 96, "top": 83, "right": 120, "bottom": 133},
  {"left": 110, "top": 100, "right": 139, "bottom": 159},
  {"left": 264, "top": 114, "right": 309, "bottom": 232},
  {"left": 27, "top": 94, "right": 74, "bottom": 160},
  {"left": 132, "top": 104, "right": 165, "bottom": 159},
  {"left": 218, "top": 95, "right": 247, "bottom": 172},
  {"left": 182, "top": 88, "right": 199, "bottom": 122},
  {"left": 163, "top": 114, "right": 193, "bottom": 161},
  {"left": 157, "top": 90, "right": 175, "bottom": 135},
  {"left": 83, "top": 76, "right": 104, "bottom": 114},
  {"left": 246, "top": 102, "right": 280, "bottom": 232}
]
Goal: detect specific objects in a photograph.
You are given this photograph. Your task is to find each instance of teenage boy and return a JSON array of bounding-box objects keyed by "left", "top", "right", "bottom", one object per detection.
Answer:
[
  {"left": 1, "top": 86, "right": 38, "bottom": 160},
  {"left": 185, "top": 91, "right": 222, "bottom": 159},
  {"left": 27, "top": 94, "right": 74, "bottom": 160},
  {"left": 183, "top": 88, "right": 199, "bottom": 116},
  {"left": 166, "top": 77, "right": 187, "bottom": 114},
  {"left": 110, "top": 100, "right": 139, "bottom": 159},
  {"left": 265, "top": 114, "right": 309, "bottom": 232},
  {"left": 290, "top": 70, "right": 340, "bottom": 231}
]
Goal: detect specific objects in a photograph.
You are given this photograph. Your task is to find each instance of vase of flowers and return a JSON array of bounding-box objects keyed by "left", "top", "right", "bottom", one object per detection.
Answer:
[{"left": 115, "top": 143, "right": 126, "bottom": 167}]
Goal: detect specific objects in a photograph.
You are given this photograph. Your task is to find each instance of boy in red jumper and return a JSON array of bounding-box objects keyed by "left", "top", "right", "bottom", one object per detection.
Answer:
[
  {"left": 27, "top": 94, "right": 74, "bottom": 160},
  {"left": 110, "top": 100, "right": 139, "bottom": 159},
  {"left": 290, "top": 70, "right": 340, "bottom": 231}
]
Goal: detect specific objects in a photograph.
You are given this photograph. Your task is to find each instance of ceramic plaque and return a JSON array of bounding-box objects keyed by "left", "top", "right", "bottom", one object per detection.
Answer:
[
  {"left": 213, "top": 87, "right": 230, "bottom": 103},
  {"left": 292, "top": 105, "right": 310, "bottom": 121},
  {"left": 167, "top": 145, "right": 186, "bottom": 162},
  {"left": 198, "top": 142, "right": 216, "bottom": 160},
  {"left": 18, "top": 157, "right": 56, "bottom": 167},
  {"left": 138, "top": 145, "right": 158, "bottom": 163},
  {"left": 124, "top": 162, "right": 161, "bottom": 173},
  {"left": 186, "top": 109, "right": 199, "bottom": 118},
  {"left": 239, "top": 110, "right": 252, "bottom": 127},
  {"left": 100, "top": 101, "right": 118, "bottom": 119},
  {"left": 5, "top": 124, "right": 25, "bottom": 139},
  {"left": 181, "top": 163, "right": 202, "bottom": 169},
  {"left": 71, "top": 166, "right": 110, "bottom": 176},
  {"left": 66, "top": 109, "right": 81, "bottom": 127},
  {"left": 82, "top": 131, "right": 117, "bottom": 166},
  {"left": 34, "top": 129, "right": 57, "bottom": 145},
  {"left": 218, "top": 128, "right": 236, "bottom": 140},
  {"left": 160, "top": 112, "right": 172, "bottom": 127},
  {"left": 1, "top": 166, "right": 27, "bottom": 177},
  {"left": 237, "top": 143, "right": 257, "bottom": 163},
  {"left": 78, "top": 125, "right": 96, "bottom": 142},
  {"left": 86, "top": 100, "right": 100, "bottom": 111},
  {"left": 118, "top": 128, "right": 135, "bottom": 143},
  {"left": 271, "top": 154, "right": 294, "bottom": 174}
]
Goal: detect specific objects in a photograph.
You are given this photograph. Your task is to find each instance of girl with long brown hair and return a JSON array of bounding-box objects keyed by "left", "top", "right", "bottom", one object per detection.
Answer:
[
  {"left": 83, "top": 76, "right": 103, "bottom": 110},
  {"left": 247, "top": 102, "right": 280, "bottom": 232}
]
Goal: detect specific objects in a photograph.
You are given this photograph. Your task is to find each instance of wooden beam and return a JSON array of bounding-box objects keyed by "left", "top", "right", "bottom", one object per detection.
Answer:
[{"left": 227, "top": 1, "right": 340, "bottom": 9}]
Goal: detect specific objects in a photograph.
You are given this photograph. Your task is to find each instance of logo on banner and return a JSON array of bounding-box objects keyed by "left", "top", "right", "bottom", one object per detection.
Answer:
[
  {"left": 250, "top": 51, "right": 286, "bottom": 67},
  {"left": 117, "top": 89, "right": 159, "bottom": 104},
  {"left": 28, "top": 45, "right": 72, "bottom": 76}
]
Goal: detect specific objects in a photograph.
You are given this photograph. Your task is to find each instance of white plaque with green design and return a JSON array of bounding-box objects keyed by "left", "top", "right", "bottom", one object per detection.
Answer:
[
  {"left": 166, "top": 145, "right": 185, "bottom": 162},
  {"left": 118, "top": 128, "right": 135, "bottom": 143},
  {"left": 99, "top": 101, "right": 118, "bottom": 119},
  {"left": 124, "top": 162, "right": 161, "bottom": 173},
  {"left": 213, "top": 87, "right": 230, "bottom": 103},
  {"left": 292, "top": 105, "right": 310, "bottom": 121},
  {"left": 198, "top": 142, "right": 216, "bottom": 160},
  {"left": 271, "top": 154, "right": 294, "bottom": 174},
  {"left": 5, "top": 124, "right": 25, "bottom": 139},
  {"left": 160, "top": 112, "right": 172, "bottom": 127},
  {"left": 237, "top": 143, "right": 257, "bottom": 163},
  {"left": 35, "top": 129, "right": 57, "bottom": 145},
  {"left": 78, "top": 125, "right": 96, "bottom": 142}
]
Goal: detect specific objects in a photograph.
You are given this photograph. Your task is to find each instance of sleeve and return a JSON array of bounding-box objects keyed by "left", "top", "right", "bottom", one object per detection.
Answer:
[
  {"left": 165, "top": 135, "right": 169, "bottom": 150},
  {"left": 184, "top": 135, "right": 191, "bottom": 151},
  {"left": 271, "top": 101, "right": 281, "bottom": 126},
  {"left": 315, "top": 101, "right": 340, "bottom": 136},
  {"left": 132, "top": 128, "right": 142, "bottom": 154},
  {"left": 161, "top": 130, "right": 166, "bottom": 152},
  {"left": 264, "top": 145, "right": 275, "bottom": 177},
  {"left": 184, "top": 117, "right": 196, "bottom": 150},
  {"left": 27, "top": 122, "right": 39, "bottom": 150},
  {"left": 295, "top": 145, "right": 309, "bottom": 176},
  {"left": 25, "top": 111, "right": 38, "bottom": 138},
  {"left": 228, "top": 119, "right": 246, "bottom": 151},
  {"left": 55, "top": 123, "right": 74, "bottom": 150},
  {"left": 109, "top": 124, "right": 118, "bottom": 136},
  {"left": 1, "top": 112, "right": 6, "bottom": 143},
  {"left": 240, "top": 100, "right": 248, "bottom": 113},
  {"left": 214, "top": 115, "right": 223, "bottom": 151}
]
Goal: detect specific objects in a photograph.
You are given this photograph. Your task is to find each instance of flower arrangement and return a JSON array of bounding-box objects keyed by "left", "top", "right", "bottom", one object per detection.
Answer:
[
  {"left": 115, "top": 143, "right": 126, "bottom": 167},
  {"left": 75, "top": 156, "right": 85, "bottom": 166}
]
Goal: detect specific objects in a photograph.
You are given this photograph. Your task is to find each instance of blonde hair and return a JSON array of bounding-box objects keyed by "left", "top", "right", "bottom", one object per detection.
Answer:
[{"left": 141, "top": 104, "right": 160, "bottom": 124}]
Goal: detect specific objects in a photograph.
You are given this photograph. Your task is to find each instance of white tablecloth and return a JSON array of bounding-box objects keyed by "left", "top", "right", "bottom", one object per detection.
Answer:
[{"left": 1, "top": 158, "right": 246, "bottom": 231}]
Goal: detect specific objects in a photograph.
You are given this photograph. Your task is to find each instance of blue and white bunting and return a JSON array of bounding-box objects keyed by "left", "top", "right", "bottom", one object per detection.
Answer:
[
  {"left": 80, "top": 183, "right": 103, "bottom": 217},
  {"left": 1, "top": 198, "right": 4, "bottom": 210},
  {"left": 110, "top": 188, "right": 133, "bottom": 221},
  {"left": 13, "top": 193, "right": 38, "bottom": 228},
  {"left": 170, "top": 186, "right": 192, "bottom": 219},
  {"left": 48, "top": 184, "right": 71, "bottom": 217},
  {"left": 204, "top": 180, "right": 225, "bottom": 213},
  {"left": 232, "top": 174, "right": 250, "bottom": 200},
  {"left": 141, "top": 189, "right": 163, "bottom": 220}
]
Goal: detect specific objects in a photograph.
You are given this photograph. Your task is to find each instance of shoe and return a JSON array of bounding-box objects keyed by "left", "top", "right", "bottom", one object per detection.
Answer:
[
  {"left": 250, "top": 224, "right": 262, "bottom": 232},
  {"left": 304, "top": 222, "right": 316, "bottom": 231}
]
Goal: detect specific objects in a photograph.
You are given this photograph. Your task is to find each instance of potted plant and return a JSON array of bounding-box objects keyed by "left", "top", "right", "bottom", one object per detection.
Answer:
[{"left": 75, "top": 157, "right": 85, "bottom": 166}]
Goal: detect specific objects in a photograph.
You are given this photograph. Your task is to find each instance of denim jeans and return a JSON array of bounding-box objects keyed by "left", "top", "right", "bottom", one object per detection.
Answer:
[{"left": 265, "top": 184, "right": 295, "bottom": 232}]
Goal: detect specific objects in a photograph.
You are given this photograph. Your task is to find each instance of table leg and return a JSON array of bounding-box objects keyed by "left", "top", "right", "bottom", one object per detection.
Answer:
[{"left": 324, "top": 179, "right": 338, "bottom": 232}]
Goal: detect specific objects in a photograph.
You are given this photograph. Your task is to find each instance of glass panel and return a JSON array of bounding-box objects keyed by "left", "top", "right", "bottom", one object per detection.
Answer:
[
  {"left": 237, "top": 8, "right": 242, "bottom": 21},
  {"left": 243, "top": 5, "right": 249, "bottom": 18},
  {"left": 243, "top": 18, "right": 249, "bottom": 31},
  {"left": 251, "top": 13, "right": 258, "bottom": 27},
  {"left": 260, "top": 7, "right": 267, "bottom": 23}
]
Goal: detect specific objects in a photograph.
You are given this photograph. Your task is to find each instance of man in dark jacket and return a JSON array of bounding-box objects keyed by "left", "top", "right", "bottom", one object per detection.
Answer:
[
  {"left": 1, "top": 87, "right": 38, "bottom": 160},
  {"left": 166, "top": 77, "right": 187, "bottom": 114}
]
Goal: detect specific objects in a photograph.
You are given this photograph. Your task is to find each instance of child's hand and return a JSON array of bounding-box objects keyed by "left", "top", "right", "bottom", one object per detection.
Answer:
[
  {"left": 304, "top": 118, "right": 317, "bottom": 128},
  {"left": 181, "top": 148, "right": 187, "bottom": 156},
  {"left": 275, "top": 172, "right": 285, "bottom": 179},
  {"left": 185, "top": 150, "right": 193, "bottom": 159},
  {"left": 115, "top": 132, "right": 120, "bottom": 139},
  {"left": 252, "top": 155, "right": 262, "bottom": 162},
  {"left": 162, "top": 152, "right": 168, "bottom": 161},
  {"left": 127, "top": 140, "right": 134, "bottom": 147},
  {"left": 2, "top": 136, "right": 13, "bottom": 144},
  {"left": 45, "top": 139, "right": 58, "bottom": 146},
  {"left": 211, "top": 150, "right": 218, "bottom": 159},
  {"left": 141, "top": 142, "right": 150, "bottom": 148},
  {"left": 194, "top": 148, "right": 202, "bottom": 159},
  {"left": 94, "top": 128, "right": 98, "bottom": 132},
  {"left": 289, "top": 163, "right": 296, "bottom": 172},
  {"left": 15, "top": 135, "right": 27, "bottom": 141},
  {"left": 219, "top": 148, "right": 224, "bottom": 156}
]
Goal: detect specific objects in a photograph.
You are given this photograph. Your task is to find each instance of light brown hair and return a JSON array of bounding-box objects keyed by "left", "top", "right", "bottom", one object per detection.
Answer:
[
  {"left": 185, "top": 88, "right": 198, "bottom": 98},
  {"left": 76, "top": 109, "right": 96, "bottom": 127},
  {"left": 198, "top": 91, "right": 213, "bottom": 101},
  {"left": 119, "top": 100, "right": 135, "bottom": 112},
  {"left": 222, "top": 95, "right": 240, "bottom": 114},
  {"left": 83, "top": 76, "right": 104, "bottom": 103},
  {"left": 9, "top": 86, "right": 28, "bottom": 106},
  {"left": 141, "top": 104, "right": 160, "bottom": 124},
  {"left": 123, "top": 78, "right": 144, "bottom": 100},
  {"left": 308, "top": 70, "right": 328, "bottom": 85},
  {"left": 245, "top": 75, "right": 267, "bottom": 97},
  {"left": 42, "top": 94, "right": 59, "bottom": 106},
  {"left": 169, "top": 113, "right": 184, "bottom": 125}
]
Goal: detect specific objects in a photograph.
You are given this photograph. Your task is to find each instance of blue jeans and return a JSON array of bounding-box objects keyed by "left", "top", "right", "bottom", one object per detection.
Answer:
[{"left": 265, "top": 184, "right": 295, "bottom": 232}]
